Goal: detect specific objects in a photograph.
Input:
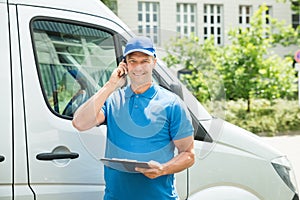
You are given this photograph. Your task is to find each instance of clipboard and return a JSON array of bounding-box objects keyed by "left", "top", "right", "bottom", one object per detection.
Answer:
[{"left": 100, "top": 158, "right": 151, "bottom": 173}]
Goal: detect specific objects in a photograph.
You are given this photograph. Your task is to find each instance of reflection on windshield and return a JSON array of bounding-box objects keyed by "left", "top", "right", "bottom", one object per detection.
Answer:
[{"left": 32, "top": 20, "right": 117, "bottom": 117}]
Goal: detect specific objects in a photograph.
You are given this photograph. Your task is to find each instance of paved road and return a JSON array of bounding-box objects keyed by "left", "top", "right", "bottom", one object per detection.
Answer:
[{"left": 261, "top": 135, "right": 300, "bottom": 189}]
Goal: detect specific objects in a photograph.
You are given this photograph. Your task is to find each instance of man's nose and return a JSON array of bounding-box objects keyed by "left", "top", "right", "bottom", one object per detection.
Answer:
[{"left": 133, "top": 63, "right": 144, "bottom": 69}]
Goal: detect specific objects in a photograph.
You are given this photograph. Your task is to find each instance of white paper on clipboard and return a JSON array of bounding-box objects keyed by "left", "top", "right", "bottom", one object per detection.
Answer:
[{"left": 100, "top": 158, "right": 151, "bottom": 173}]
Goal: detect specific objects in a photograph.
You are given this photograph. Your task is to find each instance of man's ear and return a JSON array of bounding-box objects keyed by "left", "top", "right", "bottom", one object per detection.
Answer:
[{"left": 153, "top": 58, "right": 157, "bottom": 68}]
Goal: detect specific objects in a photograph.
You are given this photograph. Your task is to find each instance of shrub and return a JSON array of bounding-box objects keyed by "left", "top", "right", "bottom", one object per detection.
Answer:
[{"left": 204, "top": 99, "right": 300, "bottom": 136}]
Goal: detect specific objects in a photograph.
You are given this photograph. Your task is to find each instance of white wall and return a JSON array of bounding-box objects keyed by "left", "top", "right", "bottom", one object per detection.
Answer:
[{"left": 117, "top": 0, "right": 293, "bottom": 53}]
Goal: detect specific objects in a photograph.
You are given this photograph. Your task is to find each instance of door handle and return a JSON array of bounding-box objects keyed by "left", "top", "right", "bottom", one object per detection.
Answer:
[
  {"left": 36, "top": 152, "right": 79, "bottom": 161},
  {"left": 0, "top": 155, "right": 5, "bottom": 162}
]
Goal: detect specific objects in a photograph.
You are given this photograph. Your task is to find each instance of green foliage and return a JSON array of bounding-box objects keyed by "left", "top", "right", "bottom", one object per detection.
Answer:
[
  {"left": 163, "top": 5, "right": 298, "bottom": 112},
  {"left": 163, "top": 5, "right": 300, "bottom": 135},
  {"left": 291, "top": 0, "right": 300, "bottom": 13},
  {"left": 209, "top": 99, "right": 300, "bottom": 136},
  {"left": 163, "top": 35, "right": 225, "bottom": 103},
  {"left": 222, "top": 5, "right": 298, "bottom": 110},
  {"left": 101, "top": 0, "right": 117, "bottom": 14},
  {"left": 277, "top": 0, "right": 300, "bottom": 14}
]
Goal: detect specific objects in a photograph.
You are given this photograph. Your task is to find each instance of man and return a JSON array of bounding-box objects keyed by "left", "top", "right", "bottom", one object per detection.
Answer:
[{"left": 72, "top": 36, "right": 195, "bottom": 200}]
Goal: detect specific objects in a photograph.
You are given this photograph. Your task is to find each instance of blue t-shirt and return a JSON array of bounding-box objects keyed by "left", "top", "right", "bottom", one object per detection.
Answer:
[{"left": 102, "top": 84, "right": 193, "bottom": 200}]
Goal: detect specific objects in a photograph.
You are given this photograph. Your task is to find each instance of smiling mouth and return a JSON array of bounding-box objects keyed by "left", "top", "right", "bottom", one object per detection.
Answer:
[{"left": 133, "top": 72, "right": 145, "bottom": 76}]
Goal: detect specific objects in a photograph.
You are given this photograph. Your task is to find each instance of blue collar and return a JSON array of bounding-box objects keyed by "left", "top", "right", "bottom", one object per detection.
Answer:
[{"left": 124, "top": 84, "right": 157, "bottom": 99}]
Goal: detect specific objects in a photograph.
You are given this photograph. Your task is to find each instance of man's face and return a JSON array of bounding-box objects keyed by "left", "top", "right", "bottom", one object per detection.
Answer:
[{"left": 126, "top": 52, "right": 156, "bottom": 87}]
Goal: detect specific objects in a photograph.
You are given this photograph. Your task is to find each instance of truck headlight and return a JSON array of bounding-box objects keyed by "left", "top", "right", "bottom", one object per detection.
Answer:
[{"left": 272, "top": 156, "right": 298, "bottom": 194}]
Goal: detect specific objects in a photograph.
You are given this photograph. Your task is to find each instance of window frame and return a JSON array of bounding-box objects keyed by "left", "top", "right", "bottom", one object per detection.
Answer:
[
  {"left": 137, "top": 1, "right": 160, "bottom": 45},
  {"left": 30, "top": 16, "right": 123, "bottom": 120},
  {"left": 203, "top": 4, "right": 223, "bottom": 45},
  {"left": 176, "top": 3, "right": 197, "bottom": 37},
  {"left": 239, "top": 5, "right": 252, "bottom": 29},
  {"left": 291, "top": 1, "right": 300, "bottom": 30}
]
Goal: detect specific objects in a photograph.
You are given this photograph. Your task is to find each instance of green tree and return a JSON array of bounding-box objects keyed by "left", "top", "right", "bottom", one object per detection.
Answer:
[
  {"left": 222, "top": 5, "right": 297, "bottom": 111},
  {"left": 163, "top": 5, "right": 298, "bottom": 112},
  {"left": 163, "top": 35, "right": 224, "bottom": 103},
  {"left": 101, "top": 0, "right": 117, "bottom": 14},
  {"left": 277, "top": 0, "right": 300, "bottom": 14}
]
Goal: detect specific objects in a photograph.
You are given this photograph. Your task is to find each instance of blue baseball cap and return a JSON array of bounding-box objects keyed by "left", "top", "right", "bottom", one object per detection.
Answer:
[{"left": 123, "top": 36, "right": 156, "bottom": 58}]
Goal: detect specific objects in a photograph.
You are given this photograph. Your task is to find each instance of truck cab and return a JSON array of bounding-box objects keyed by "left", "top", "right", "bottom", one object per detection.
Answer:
[{"left": 0, "top": 0, "right": 298, "bottom": 199}]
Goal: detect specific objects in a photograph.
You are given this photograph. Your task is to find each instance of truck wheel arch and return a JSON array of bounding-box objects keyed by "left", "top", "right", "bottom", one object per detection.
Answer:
[{"left": 188, "top": 186, "right": 261, "bottom": 200}]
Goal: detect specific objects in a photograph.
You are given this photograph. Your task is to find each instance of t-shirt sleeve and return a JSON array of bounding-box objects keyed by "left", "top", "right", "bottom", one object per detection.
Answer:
[
  {"left": 99, "top": 99, "right": 109, "bottom": 126},
  {"left": 169, "top": 96, "right": 194, "bottom": 140},
  {"left": 101, "top": 100, "right": 107, "bottom": 118}
]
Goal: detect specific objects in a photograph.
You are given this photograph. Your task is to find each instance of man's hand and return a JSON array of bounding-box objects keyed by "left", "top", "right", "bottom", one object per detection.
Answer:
[
  {"left": 136, "top": 136, "right": 195, "bottom": 179},
  {"left": 135, "top": 160, "right": 164, "bottom": 179},
  {"left": 108, "top": 60, "right": 128, "bottom": 90},
  {"left": 72, "top": 60, "right": 128, "bottom": 131}
]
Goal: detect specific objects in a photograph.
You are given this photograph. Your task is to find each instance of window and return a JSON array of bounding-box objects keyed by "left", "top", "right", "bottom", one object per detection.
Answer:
[
  {"left": 176, "top": 3, "right": 197, "bottom": 37},
  {"left": 204, "top": 4, "right": 223, "bottom": 45},
  {"left": 260, "top": 5, "right": 272, "bottom": 38},
  {"left": 292, "top": 13, "right": 300, "bottom": 29},
  {"left": 239, "top": 5, "right": 252, "bottom": 29},
  {"left": 263, "top": 6, "right": 272, "bottom": 25},
  {"left": 32, "top": 20, "right": 118, "bottom": 118},
  {"left": 137, "top": 1, "right": 160, "bottom": 45},
  {"left": 292, "top": 1, "right": 300, "bottom": 29}
]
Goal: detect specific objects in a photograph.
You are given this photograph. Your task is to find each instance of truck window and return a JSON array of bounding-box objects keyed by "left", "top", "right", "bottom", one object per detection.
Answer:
[{"left": 31, "top": 20, "right": 117, "bottom": 118}]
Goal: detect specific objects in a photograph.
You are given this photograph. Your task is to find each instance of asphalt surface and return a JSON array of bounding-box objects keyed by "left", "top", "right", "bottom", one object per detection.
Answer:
[{"left": 261, "top": 135, "right": 300, "bottom": 190}]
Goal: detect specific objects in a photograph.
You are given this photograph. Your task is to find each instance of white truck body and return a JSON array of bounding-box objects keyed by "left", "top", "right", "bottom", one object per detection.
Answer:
[{"left": 0, "top": 0, "right": 298, "bottom": 199}]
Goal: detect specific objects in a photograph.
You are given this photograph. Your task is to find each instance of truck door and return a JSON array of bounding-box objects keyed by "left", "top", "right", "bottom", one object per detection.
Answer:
[
  {"left": 0, "top": 3, "right": 13, "bottom": 199},
  {"left": 15, "top": 4, "right": 128, "bottom": 200}
]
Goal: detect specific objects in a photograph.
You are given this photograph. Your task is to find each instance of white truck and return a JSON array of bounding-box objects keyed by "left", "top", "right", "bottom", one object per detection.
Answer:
[{"left": 0, "top": 0, "right": 298, "bottom": 199}]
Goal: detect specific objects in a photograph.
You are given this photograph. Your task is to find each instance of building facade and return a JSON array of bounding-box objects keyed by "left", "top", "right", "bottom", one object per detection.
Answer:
[{"left": 116, "top": 0, "right": 298, "bottom": 55}]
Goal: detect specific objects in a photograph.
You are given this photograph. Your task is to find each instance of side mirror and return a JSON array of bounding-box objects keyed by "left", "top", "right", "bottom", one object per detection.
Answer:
[{"left": 170, "top": 82, "right": 184, "bottom": 100}]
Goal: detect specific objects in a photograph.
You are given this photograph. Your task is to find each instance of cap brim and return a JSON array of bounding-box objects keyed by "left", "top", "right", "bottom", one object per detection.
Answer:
[{"left": 123, "top": 49, "right": 156, "bottom": 57}]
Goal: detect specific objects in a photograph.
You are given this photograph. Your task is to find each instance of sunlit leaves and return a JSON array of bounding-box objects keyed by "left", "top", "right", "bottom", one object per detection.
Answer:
[{"left": 163, "top": 5, "right": 298, "bottom": 112}]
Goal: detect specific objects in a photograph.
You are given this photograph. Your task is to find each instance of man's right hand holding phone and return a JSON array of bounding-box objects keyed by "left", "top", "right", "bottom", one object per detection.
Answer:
[{"left": 108, "top": 59, "right": 128, "bottom": 90}]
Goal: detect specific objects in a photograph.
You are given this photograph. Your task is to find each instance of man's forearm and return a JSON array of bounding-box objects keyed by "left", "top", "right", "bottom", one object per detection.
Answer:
[
  {"left": 136, "top": 150, "right": 195, "bottom": 179},
  {"left": 162, "top": 151, "right": 195, "bottom": 175},
  {"left": 161, "top": 136, "right": 195, "bottom": 175},
  {"left": 72, "top": 82, "right": 115, "bottom": 131}
]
